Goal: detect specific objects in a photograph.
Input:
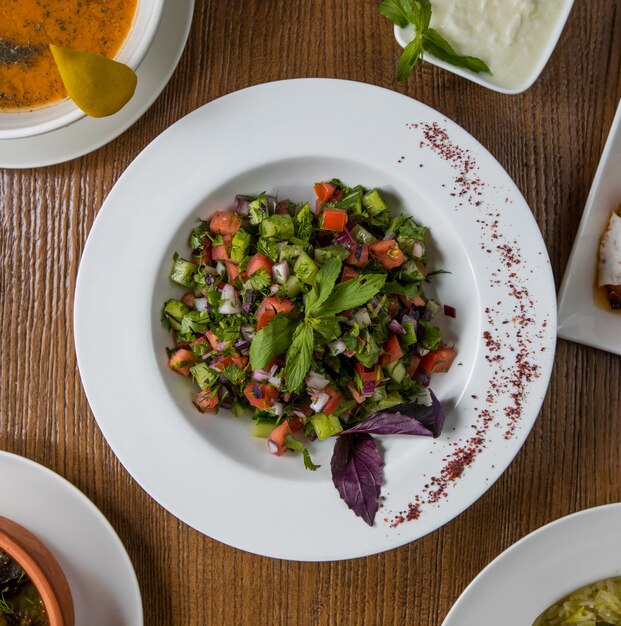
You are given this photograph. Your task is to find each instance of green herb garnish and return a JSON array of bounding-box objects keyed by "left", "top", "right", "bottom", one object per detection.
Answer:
[{"left": 379, "top": 0, "right": 491, "bottom": 81}]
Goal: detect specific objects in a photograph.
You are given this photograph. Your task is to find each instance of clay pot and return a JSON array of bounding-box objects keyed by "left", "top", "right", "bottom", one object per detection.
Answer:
[{"left": 0, "top": 516, "right": 74, "bottom": 626}]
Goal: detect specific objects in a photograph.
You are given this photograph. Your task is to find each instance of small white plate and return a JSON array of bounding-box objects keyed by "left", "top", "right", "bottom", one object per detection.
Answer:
[
  {"left": 74, "top": 79, "right": 556, "bottom": 561},
  {"left": 0, "top": 451, "right": 142, "bottom": 625},
  {"left": 558, "top": 99, "right": 621, "bottom": 354},
  {"left": 394, "top": 0, "right": 574, "bottom": 95},
  {"left": 442, "top": 503, "right": 621, "bottom": 626},
  {"left": 0, "top": 0, "right": 194, "bottom": 169}
]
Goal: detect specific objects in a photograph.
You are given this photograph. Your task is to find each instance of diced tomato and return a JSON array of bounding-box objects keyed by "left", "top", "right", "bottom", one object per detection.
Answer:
[
  {"left": 346, "top": 244, "right": 369, "bottom": 267},
  {"left": 379, "top": 334, "right": 403, "bottom": 366},
  {"left": 190, "top": 335, "right": 208, "bottom": 351},
  {"left": 323, "top": 386, "right": 344, "bottom": 415},
  {"left": 193, "top": 389, "right": 220, "bottom": 413},
  {"left": 340, "top": 267, "right": 360, "bottom": 283},
  {"left": 347, "top": 383, "right": 366, "bottom": 404},
  {"left": 421, "top": 346, "right": 457, "bottom": 374},
  {"left": 399, "top": 294, "right": 426, "bottom": 308},
  {"left": 209, "top": 211, "right": 241, "bottom": 236},
  {"left": 320, "top": 209, "right": 348, "bottom": 232},
  {"left": 406, "top": 355, "right": 421, "bottom": 378},
  {"left": 354, "top": 363, "right": 382, "bottom": 382},
  {"left": 267, "top": 417, "right": 304, "bottom": 456},
  {"left": 314, "top": 199, "right": 323, "bottom": 215},
  {"left": 275, "top": 204, "right": 290, "bottom": 215},
  {"left": 168, "top": 348, "right": 196, "bottom": 376},
  {"left": 181, "top": 292, "right": 195, "bottom": 308},
  {"left": 369, "top": 240, "right": 406, "bottom": 269},
  {"left": 225, "top": 260, "right": 239, "bottom": 281},
  {"left": 212, "top": 245, "right": 228, "bottom": 261},
  {"left": 205, "top": 331, "right": 232, "bottom": 352},
  {"left": 255, "top": 297, "right": 294, "bottom": 330},
  {"left": 244, "top": 383, "right": 279, "bottom": 410},
  {"left": 387, "top": 295, "right": 400, "bottom": 317},
  {"left": 211, "top": 352, "right": 248, "bottom": 372},
  {"left": 314, "top": 181, "right": 337, "bottom": 202},
  {"left": 416, "top": 261, "right": 428, "bottom": 277},
  {"left": 247, "top": 253, "right": 274, "bottom": 277}
]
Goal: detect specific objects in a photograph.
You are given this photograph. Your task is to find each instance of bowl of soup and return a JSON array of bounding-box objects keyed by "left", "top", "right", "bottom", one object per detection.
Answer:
[
  {"left": 0, "top": 515, "right": 73, "bottom": 626},
  {"left": 0, "top": 0, "right": 163, "bottom": 139}
]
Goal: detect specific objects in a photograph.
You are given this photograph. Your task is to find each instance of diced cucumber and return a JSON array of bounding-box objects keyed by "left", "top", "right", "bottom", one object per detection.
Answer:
[
  {"left": 362, "top": 189, "right": 388, "bottom": 216},
  {"left": 335, "top": 189, "right": 363, "bottom": 214},
  {"left": 284, "top": 275, "right": 302, "bottom": 297},
  {"left": 385, "top": 360, "right": 406, "bottom": 384},
  {"left": 310, "top": 413, "right": 343, "bottom": 440},
  {"left": 162, "top": 299, "right": 190, "bottom": 330},
  {"left": 314, "top": 245, "right": 350, "bottom": 264},
  {"left": 190, "top": 363, "right": 218, "bottom": 391},
  {"left": 252, "top": 421, "right": 276, "bottom": 438},
  {"left": 170, "top": 255, "right": 198, "bottom": 287},
  {"left": 294, "top": 251, "right": 319, "bottom": 285},
  {"left": 401, "top": 259, "right": 426, "bottom": 282},
  {"left": 260, "top": 214, "right": 294, "bottom": 240},
  {"left": 279, "top": 244, "right": 305, "bottom": 261},
  {"left": 377, "top": 392, "right": 404, "bottom": 410},
  {"left": 230, "top": 229, "right": 252, "bottom": 263},
  {"left": 350, "top": 224, "right": 378, "bottom": 245}
]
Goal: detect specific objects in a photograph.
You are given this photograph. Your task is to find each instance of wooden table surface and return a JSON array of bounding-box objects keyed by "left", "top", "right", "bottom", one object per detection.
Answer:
[{"left": 1, "top": 1, "right": 621, "bottom": 624}]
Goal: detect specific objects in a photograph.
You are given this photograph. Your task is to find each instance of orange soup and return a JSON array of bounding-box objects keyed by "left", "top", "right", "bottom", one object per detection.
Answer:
[{"left": 0, "top": 0, "right": 138, "bottom": 110}]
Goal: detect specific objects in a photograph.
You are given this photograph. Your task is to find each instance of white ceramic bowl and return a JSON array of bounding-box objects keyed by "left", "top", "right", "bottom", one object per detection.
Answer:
[
  {"left": 394, "top": 0, "right": 575, "bottom": 95},
  {"left": 442, "top": 504, "right": 621, "bottom": 625},
  {"left": 0, "top": 0, "right": 164, "bottom": 140}
]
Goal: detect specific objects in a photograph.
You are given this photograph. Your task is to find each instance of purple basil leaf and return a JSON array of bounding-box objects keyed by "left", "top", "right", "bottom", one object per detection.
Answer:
[
  {"left": 331, "top": 433, "right": 383, "bottom": 526},
  {"left": 345, "top": 389, "right": 446, "bottom": 438}
]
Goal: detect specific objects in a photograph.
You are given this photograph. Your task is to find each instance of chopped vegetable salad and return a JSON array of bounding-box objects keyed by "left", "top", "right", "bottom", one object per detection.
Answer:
[{"left": 162, "top": 180, "right": 457, "bottom": 524}]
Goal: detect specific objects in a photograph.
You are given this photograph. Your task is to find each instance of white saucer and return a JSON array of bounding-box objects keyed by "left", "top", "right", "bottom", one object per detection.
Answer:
[
  {"left": 0, "top": 451, "right": 142, "bottom": 625},
  {"left": 0, "top": 0, "right": 194, "bottom": 169}
]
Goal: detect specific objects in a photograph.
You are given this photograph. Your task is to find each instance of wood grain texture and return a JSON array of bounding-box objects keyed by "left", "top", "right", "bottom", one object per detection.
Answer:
[{"left": 1, "top": 1, "right": 621, "bottom": 624}]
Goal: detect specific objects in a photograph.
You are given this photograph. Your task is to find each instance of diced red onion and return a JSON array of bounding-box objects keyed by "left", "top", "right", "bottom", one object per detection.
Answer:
[
  {"left": 272, "top": 261, "right": 289, "bottom": 284},
  {"left": 272, "top": 402, "right": 284, "bottom": 416},
  {"left": 194, "top": 297, "right": 208, "bottom": 312},
  {"left": 328, "top": 339, "right": 346, "bottom": 355},
  {"left": 268, "top": 364, "right": 278, "bottom": 377},
  {"left": 202, "top": 265, "right": 218, "bottom": 275},
  {"left": 268, "top": 376, "right": 281, "bottom": 388},
  {"left": 334, "top": 229, "right": 355, "bottom": 250},
  {"left": 415, "top": 373, "right": 431, "bottom": 388},
  {"left": 209, "top": 356, "right": 224, "bottom": 370},
  {"left": 354, "top": 243, "right": 364, "bottom": 261},
  {"left": 353, "top": 309, "right": 371, "bottom": 327},
  {"left": 218, "top": 284, "right": 241, "bottom": 314},
  {"left": 292, "top": 409, "right": 306, "bottom": 419},
  {"left": 412, "top": 241, "right": 425, "bottom": 258},
  {"left": 215, "top": 261, "right": 226, "bottom": 275},
  {"left": 362, "top": 380, "right": 377, "bottom": 395},
  {"left": 241, "top": 324, "right": 256, "bottom": 341},
  {"left": 382, "top": 232, "right": 396, "bottom": 240},
  {"left": 220, "top": 396, "right": 234, "bottom": 410},
  {"left": 218, "top": 374, "right": 228, "bottom": 384},
  {"left": 389, "top": 320, "right": 405, "bottom": 334},
  {"left": 252, "top": 383, "right": 264, "bottom": 399},
  {"left": 444, "top": 304, "right": 457, "bottom": 318},
  {"left": 310, "top": 393, "right": 329, "bottom": 413},
  {"left": 252, "top": 369, "right": 270, "bottom": 382},
  {"left": 282, "top": 392, "right": 293, "bottom": 403},
  {"left": 242, "top": 302, "right": 251, "bottom": 314},
  {"left": 417, "top": 346, "right": 430, "bottom": 356},
  {"left": 234, "top": 339, "right": 251, "bottom": 351},
  {"left": 267, "top": 440, "right": 280, "bottom": 455},
  {"left": 307, "top": 430, "right": 318, "bottom": 442},
  {"left": 269, "top": 284, "right": 280, "bottom": 295},
  {"left": 265, "top": 195, "right": 277, "bottom": 211},
  {"left": 235, "top": 195, "right": 252, "bottom": 216},
  {"left": 305, "top": 371, "right": 329, "bottom": 391}
]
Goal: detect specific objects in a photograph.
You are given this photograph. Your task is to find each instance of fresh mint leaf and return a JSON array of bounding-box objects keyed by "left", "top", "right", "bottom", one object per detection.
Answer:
[
  {"left": 249, "top": 314, "right": 296, "bottom": 370},
  {"left": 379, "top": 0, "right": 414, "bottom": 28},
  {"left": 305, "top": 257, "right": 342, "bottom": 315},
  {"left": 303, "top": 448, "right": 320, "bottom": 471},
  {"left": 313, "top": 273, "right": 386, "bottom": 317},
  {"left": 284, "top": 322, "right": 314, "bottom": 392},
  {"left": 310, "top": 317, "right": 342, "bottom": 342},
  {"left": 397, "top": 37, "right": 424, "bottom": 81},
  {"left": 422, "top": 28, "right": 491, "bottom": 74}
]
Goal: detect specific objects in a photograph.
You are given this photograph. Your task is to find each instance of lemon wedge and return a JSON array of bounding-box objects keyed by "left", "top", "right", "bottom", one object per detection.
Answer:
[{"left": 49, "top": 44, "right": 137, "bottom": 118}]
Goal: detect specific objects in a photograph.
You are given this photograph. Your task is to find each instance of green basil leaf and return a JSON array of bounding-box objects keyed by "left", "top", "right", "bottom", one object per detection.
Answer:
[
  {"left": 313, "top": 274, "right": 387, "bottom": 317},
  {"left": 285, "top": 322, "right": 314, "bottom": 392},
  {"left": 397, "top": 37, "right": 423, "bottom": 81},
  {"left": 422, "top": 28, "right": 491, "bottom": 74},
  {"left": 305, "top": 257, "right": 342, "bottom": 315},
  {"left": 249, "top": 315, "right": 296, "bottom": 371}
]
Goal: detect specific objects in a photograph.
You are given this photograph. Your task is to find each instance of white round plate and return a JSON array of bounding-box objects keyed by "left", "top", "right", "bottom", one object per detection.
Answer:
[
  {"left": 0, "top": 0, "right": 194, "bottom": 169},
  {"left": 74, "top": 79, "right": 556, "bottom": 561},
  {"left": 0, "top": 451, "right": 142, "bottom": 625},
  {"left": 443, "top": 503, "right": 621, "bottom": 625}
]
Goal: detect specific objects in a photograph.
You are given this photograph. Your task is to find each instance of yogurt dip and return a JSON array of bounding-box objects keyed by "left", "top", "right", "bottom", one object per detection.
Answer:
[{"left": 424, "top": 0, "right": 566, "bottom": 89}]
